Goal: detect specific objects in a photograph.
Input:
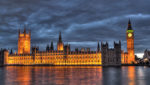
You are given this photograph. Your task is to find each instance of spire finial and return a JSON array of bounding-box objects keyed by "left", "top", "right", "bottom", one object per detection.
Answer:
[
  {"left": 97, "top": 41, "right": 100, "bottom": 52},
  {"left": 24, "top": 25, "right": 26, "bottom": 34},
  {"left": 59, "top": 31, "right": 62, "bottom": 42},
  {"left": 18, "top": 29, "right": 21, "bottom": 34},
  {"left": 128, "top": 19, "right": 131, "bottom": 24},
  {"left": 46, "top": 44, "right": 49, "bottom": 51},
  {"left": 18, "top": 24, "right": 21, "bottom": 34},
  {"left": 127, "top": 19, "right": 132, "bottom": 30},
  {"left": 50, "top": 41, "right": 54, "bottom": 50},
  {"left": 29, "top": 29, "right": 31, "bottom": 36}
]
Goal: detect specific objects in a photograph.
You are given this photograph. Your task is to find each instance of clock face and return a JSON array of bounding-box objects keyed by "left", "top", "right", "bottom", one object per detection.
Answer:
[{"left": 128, "top": 33, "right": 132, "bottom": 37}]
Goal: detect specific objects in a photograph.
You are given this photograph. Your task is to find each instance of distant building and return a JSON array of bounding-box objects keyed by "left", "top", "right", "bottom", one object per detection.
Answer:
[{"left": 143, "top": 49, "right": 150, "bottom": 59}]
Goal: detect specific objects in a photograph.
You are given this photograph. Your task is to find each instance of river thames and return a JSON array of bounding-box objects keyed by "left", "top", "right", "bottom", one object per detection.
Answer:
[{"left": 0, "top": 66, "right": 149, "bottom": 85}]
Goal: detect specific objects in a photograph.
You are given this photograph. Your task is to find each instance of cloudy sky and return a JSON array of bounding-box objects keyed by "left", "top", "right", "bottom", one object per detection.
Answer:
[{"left": 0, "top": 0, "right": 150, "bottom": 57}]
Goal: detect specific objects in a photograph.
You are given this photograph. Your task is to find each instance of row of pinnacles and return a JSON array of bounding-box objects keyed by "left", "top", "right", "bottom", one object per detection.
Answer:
[{"left": 46, "top": 41, "right": 54, "bottom": 51}]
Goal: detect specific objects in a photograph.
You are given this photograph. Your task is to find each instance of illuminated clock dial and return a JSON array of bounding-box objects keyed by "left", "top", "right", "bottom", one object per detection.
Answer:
[{"left": 128, "top": 33, "right": 132, "bottom": 37}]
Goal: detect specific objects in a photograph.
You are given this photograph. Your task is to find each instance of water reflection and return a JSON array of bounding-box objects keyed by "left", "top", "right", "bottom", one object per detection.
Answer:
[
  {"left": 3, "top": 66, "right": 103, "bottom": 85},
  {"left": 128, "top": 66, "right": 136, "bottom": 85},
  {"left": 102, "top": 67, "right": 121, "bottom": 85},
  {"left": 0, "top": 66, "right": 149, "bottom": 85}
]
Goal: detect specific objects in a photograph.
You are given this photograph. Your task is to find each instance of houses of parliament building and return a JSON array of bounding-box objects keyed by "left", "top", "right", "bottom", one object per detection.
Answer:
[{"left": 0, "top": 20, "right": 135, "bottom": 66}]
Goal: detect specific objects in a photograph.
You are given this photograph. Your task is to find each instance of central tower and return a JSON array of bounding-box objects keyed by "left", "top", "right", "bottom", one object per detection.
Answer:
[
  {"left": 57, "top": 32, "right": 64, "bottom": 51},
  {"left": 18, "top": 28, "right": 31, "bottom": 54},
  {"left": 126, "top": 20, "right": 135, "bottom": 64}
]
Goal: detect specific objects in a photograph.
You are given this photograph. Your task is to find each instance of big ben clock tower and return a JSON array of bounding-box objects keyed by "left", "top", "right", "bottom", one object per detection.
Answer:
[{"left": 126, "top": 20, "right": 135, "bottom": 64}]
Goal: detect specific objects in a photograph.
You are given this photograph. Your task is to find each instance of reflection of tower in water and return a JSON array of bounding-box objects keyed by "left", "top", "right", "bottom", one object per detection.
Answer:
[
  {"left": 121, "top": 66, "right": 136, "bottom": 85},
  {"left": 5, "top": 66, "right": 32, "bottom": 85},
  {"left": 128, "top": 66, "right": 136, "bottom": 85}
]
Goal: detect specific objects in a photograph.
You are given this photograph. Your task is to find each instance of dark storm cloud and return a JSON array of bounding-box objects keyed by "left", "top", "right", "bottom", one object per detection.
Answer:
[{"left": 0, "top": 0, "right": 150, "bottom": 55}]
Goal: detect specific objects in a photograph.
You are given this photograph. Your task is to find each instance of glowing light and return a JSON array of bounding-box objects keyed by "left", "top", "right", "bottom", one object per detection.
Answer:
[
  {"left": 127, "top": 30, "right": 134, "bottom": 33},
  {"left": 128, "top": 33, "right": 132, "bottom": 37},
  {"left": 18, "top": 33, "right": 30, "bottom": 54}
]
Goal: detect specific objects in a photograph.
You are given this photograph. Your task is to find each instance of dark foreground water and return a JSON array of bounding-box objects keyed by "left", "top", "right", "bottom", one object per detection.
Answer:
[{"left": 0, "top": 66, "right": 150, "bottom": 85}]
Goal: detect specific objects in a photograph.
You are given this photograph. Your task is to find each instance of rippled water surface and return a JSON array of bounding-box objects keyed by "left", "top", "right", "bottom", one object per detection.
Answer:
[{"left": 0, "top": 66, "right": 150, "bottom": 85}]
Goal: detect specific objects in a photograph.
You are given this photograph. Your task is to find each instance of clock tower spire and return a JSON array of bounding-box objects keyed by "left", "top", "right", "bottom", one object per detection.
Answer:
[{"left": 126, "top": 19, "right": 135, "bottom": 64}]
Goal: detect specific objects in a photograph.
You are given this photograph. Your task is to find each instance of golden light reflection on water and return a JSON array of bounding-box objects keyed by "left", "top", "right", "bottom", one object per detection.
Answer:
[
  {"left": 128, "top": 66, "right": 135, "bottom": 85},
  {"left": 4, "top": 66, "right": 103, "bottom": 85},
  {"left": 2, "top": 66, "right": 149, "bottom": 85}
]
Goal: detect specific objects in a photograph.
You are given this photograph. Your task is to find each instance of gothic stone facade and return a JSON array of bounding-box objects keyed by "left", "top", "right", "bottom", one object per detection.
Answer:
[{"left": 101, "top": 42, "right": 121, "bottom": 66}]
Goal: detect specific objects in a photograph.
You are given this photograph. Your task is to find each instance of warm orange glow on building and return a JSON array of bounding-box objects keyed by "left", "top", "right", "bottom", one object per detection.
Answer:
[
  {"left": 126, "top": 20, "right": 135, "bottom": 64},
  {"left": 4, "top": 51, "right": 102, "bottom": 65},
  {"left": 121, "top": 51, "right": 128, "bottom": 64},
  {"left": 57, "top": 43, "right": 64, "bottom": 51},
  {"left": 121, "top": 20, "right": 135, "bottom": 64},
  {"left": 2, "top": 20, "right": 136, "bottom": 66},
  {"left": 57, "top": 32, "right": 64, "bottom": 51},
  {"left": 18, "top": 28, "right": 31, "bottom": 54}
]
